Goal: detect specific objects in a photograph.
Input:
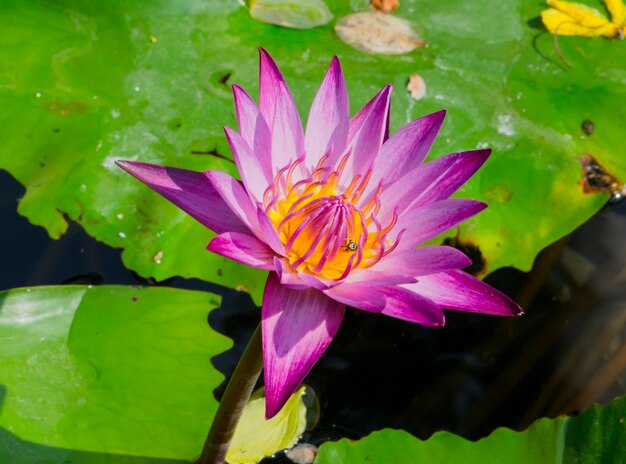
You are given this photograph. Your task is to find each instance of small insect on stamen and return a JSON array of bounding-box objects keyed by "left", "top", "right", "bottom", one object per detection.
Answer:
[{"left": 343, "top": 239, "right": 358, "bottom": 253}]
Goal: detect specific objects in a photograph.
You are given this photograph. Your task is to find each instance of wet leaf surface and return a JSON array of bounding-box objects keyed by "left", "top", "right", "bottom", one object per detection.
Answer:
[{"left": 0, "top": 285, "right": 229, "bottom": 462}]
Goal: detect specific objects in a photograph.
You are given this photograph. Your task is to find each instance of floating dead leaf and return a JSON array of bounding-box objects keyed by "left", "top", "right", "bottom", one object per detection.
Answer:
[
  {"left": 407, "top": 74, "right": 426, "bottom": 100},
  {"left": 581, "top": 154, "right": 625, "bottom": 203},
  {"left": 371, "top": 0, "right": 399, "bottom": 14},
  {"left": 335, "top": 11, "right": 426, "bottom": 55}
]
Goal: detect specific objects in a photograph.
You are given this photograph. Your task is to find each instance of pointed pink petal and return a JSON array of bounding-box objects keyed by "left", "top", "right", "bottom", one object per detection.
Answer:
[
  {"left": 374, "top": 245, "right": 472, "bottom": 277},
  {"left": 380, "top": 149, "right": 491, "bottom": 221},
  {"left": 262, "top": 273, "right": 345, "bottom": 418},
  {"left": 206, "top": 232, "right": 275, "bottom": 270},
  {"left": 204, "top": 170, "right": 260, "bottom": 234},
  {"left": 380, "top": 286, "right": 445, "bottom": 327},
  {"left": 256, "top": 209, "right": 286, "bottom": 255},
  {"left": 366, "top": 110, "right": 446, "bottom": 195},
  {"left": 258, "top": 49, "right": 304, "bottom": 175},
  {"left": 116, "top": 161, "right": 247, "bottom": 234},
  {"left": 232, "top": 84, "right": 273, "bottom": 181},
  {"left": 404, "top": 269, "right": 523, "bottom": 316},
  {"left": 224, "top": 126, "right": 271, "bottom": 202},
  {"left": 304, "top": 56, "right": 349, "bottom": 169},
  {"left": 340, "top": 85, "right": 392, "bottom": 178},
  {"left": 325, "top": 283, "right": 444, "bottom": 328},
  {"left": 395, "top": 199, "right": 487, "bottom": 249},
  {"left": 323, "top": 282, "right": 387, "bottom": 312},
  {"left": 346, "top": 85, "right": 391, "bottom": 146},
  {"left": 274, "top": 256, "right": 334, "bottom": 290},
  {"left": 274, "top": 257, "right": 311, "bottom": 290},
  {"left": 343, "top": 267, "right": 417, "bottom": 286}
]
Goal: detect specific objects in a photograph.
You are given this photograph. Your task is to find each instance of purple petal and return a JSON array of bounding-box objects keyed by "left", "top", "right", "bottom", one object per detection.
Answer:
[
  {"left": 207, "top": 232, "right": 275, "bottom": 270},
  {"left": 394, "top": 199, "right": 487, "bottom": 249},
  {"left": 274, "top": 257, "right": 310, "bottom": 290},
  {"left": 380, "top": 286, "right": 445, "bottom": 327},
  {"left": 323, "top": 282, "right": 387, "bottom": 312},
  {"left": 325, "top": 283, "right": 445, "bottom": 328},
  {"left": 372, "top": 245, "right": 472, "bottom": 277},
  {"left": 232, "top": 84, "right": 273, "bottom": 181},
  {"left": 404, "top": 269, "right": 523, "bottom": 316},
  {"left": 258, "top": 49, "right": 305, "bottom": 175},
  {"left": 204, "top": 170, "right": 260, "bottom": 233},
  {"left": 274, "top": 257, "right": 334, "bottom": 291},
  {"left": 343, "top": 267, "right": 418, "bottom": 286},
  {"left": 379, "top": 149, "right": 491, "bottom": 221},
  {"left": 304, "top": 57, "right": 349, "bottom": 170},
  {"left": 224, "top": 127, "right": 271, "bottom": 202},
  {"left": 340, "top": 85, "right": 392, "bottom": 178},
  {"left": 346, "top": 85, "right": 391, "bottom": 146},
  {"left": 366, "top": 110, "right": 446, "bottom": 196},
  {"left": 116, "top": 161, "right": 247, "bottom": 234},
  {"left": 262, "top": 273, "right": 345, "bottom": 418},
  {"left": 257, "top": 209, "right": 286, "bottom": 255}
]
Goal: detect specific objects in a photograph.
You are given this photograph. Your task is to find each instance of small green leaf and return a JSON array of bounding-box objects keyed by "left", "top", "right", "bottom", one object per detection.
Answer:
[
  {"left": 316, "top": 395, "right": 626, "bottom": 463},
  {"left": 0, "top": 285, "right": 230, "bottom": 462},
  {"left": 226, "top": 386, "right": 308, "bottom": 464},
  {"left": 249, "top": 0, "right": 333, "bottom": 29}
]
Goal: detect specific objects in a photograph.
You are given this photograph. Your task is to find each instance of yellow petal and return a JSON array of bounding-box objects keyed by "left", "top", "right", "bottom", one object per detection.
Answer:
[
  {"left": 226, "top": 386, "right": 308, "bottom": 464},
  {"left": 604, "top": 0, "right": 626, "bottom": 26},
  {"left": 542, "top": 3, "right": 619, "bottom": 37}
]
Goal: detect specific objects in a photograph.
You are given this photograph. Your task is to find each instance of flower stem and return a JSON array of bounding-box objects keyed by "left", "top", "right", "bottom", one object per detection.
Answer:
[{"left": 197, "top": 322, "right": 263, "bottom": 464}]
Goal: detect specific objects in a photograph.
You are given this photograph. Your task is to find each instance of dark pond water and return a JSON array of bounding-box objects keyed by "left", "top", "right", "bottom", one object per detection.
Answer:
[{"left": 2, "top": 168, "right": 626, "bottom": 461}]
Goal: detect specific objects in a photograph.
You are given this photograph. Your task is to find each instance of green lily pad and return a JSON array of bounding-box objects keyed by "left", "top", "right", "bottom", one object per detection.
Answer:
[
  {"left": 226, "top": 386, "right": 307, "bottom": 464},
  {"left": 316, "top": 395, "right": 626, "bottom": 463},
  {"left": 1, "top": 0, "right": 624, "bottom": 303},
  {"left": 0, "top": 285, "right": 230, "bottom": 462}
]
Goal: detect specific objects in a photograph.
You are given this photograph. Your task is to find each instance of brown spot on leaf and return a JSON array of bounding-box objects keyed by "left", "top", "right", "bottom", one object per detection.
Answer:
[
  {"left": 443, "top": 236, "right": 486, "bottom": 276},
  {"left": 44, "top": 101, "right": 86, "bottom": 116},
  {"left": 581, "top": 154, "right": 625, "bottom": 202},
  {"left": 132, "top": 296, "right": 138, "bottom": 302}
]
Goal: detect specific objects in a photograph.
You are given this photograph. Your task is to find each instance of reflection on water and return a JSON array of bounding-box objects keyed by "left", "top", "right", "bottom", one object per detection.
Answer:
[{"left": 2, "top": 168, "right": 626, "bottom": 455}]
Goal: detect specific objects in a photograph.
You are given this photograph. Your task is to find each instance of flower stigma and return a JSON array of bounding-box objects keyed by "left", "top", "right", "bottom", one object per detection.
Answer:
[{"left": 265, "top": 151, "right": 400, "bottom": 280}]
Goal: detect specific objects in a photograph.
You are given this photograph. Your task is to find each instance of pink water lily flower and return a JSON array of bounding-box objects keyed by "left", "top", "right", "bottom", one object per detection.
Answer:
[{"left": 118, "top": 49, "right": 522, "bottom": 418}]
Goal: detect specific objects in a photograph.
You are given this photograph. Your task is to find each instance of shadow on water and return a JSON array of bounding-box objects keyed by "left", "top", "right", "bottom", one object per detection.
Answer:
[{"left": 3, "top": 167, "right": 626, "bottom": 459}]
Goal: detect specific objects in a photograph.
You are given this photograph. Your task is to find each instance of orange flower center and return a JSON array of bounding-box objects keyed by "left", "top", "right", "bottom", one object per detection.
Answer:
[{"left": 264, "top": 153, "right": 398, "bottom": 280}]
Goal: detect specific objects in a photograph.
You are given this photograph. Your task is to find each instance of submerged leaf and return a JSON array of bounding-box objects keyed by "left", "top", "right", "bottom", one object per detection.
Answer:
[
  {"left": 249, "top": 0, "right": 333, "bottom": 29},
  {"left": 226, "top": 386, "right": 308, "bottom": 464}
]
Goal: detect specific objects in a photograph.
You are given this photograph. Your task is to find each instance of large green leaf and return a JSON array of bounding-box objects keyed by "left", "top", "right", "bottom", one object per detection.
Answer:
[
  {"left": 1, "top": 0, "right": 624, "bottom": 303},
  {"left": 0, "top": 285, "right": 230, "bottom": 462},
  {"left": 316, "top": 395, "right": 626, "bottom": 463}
]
